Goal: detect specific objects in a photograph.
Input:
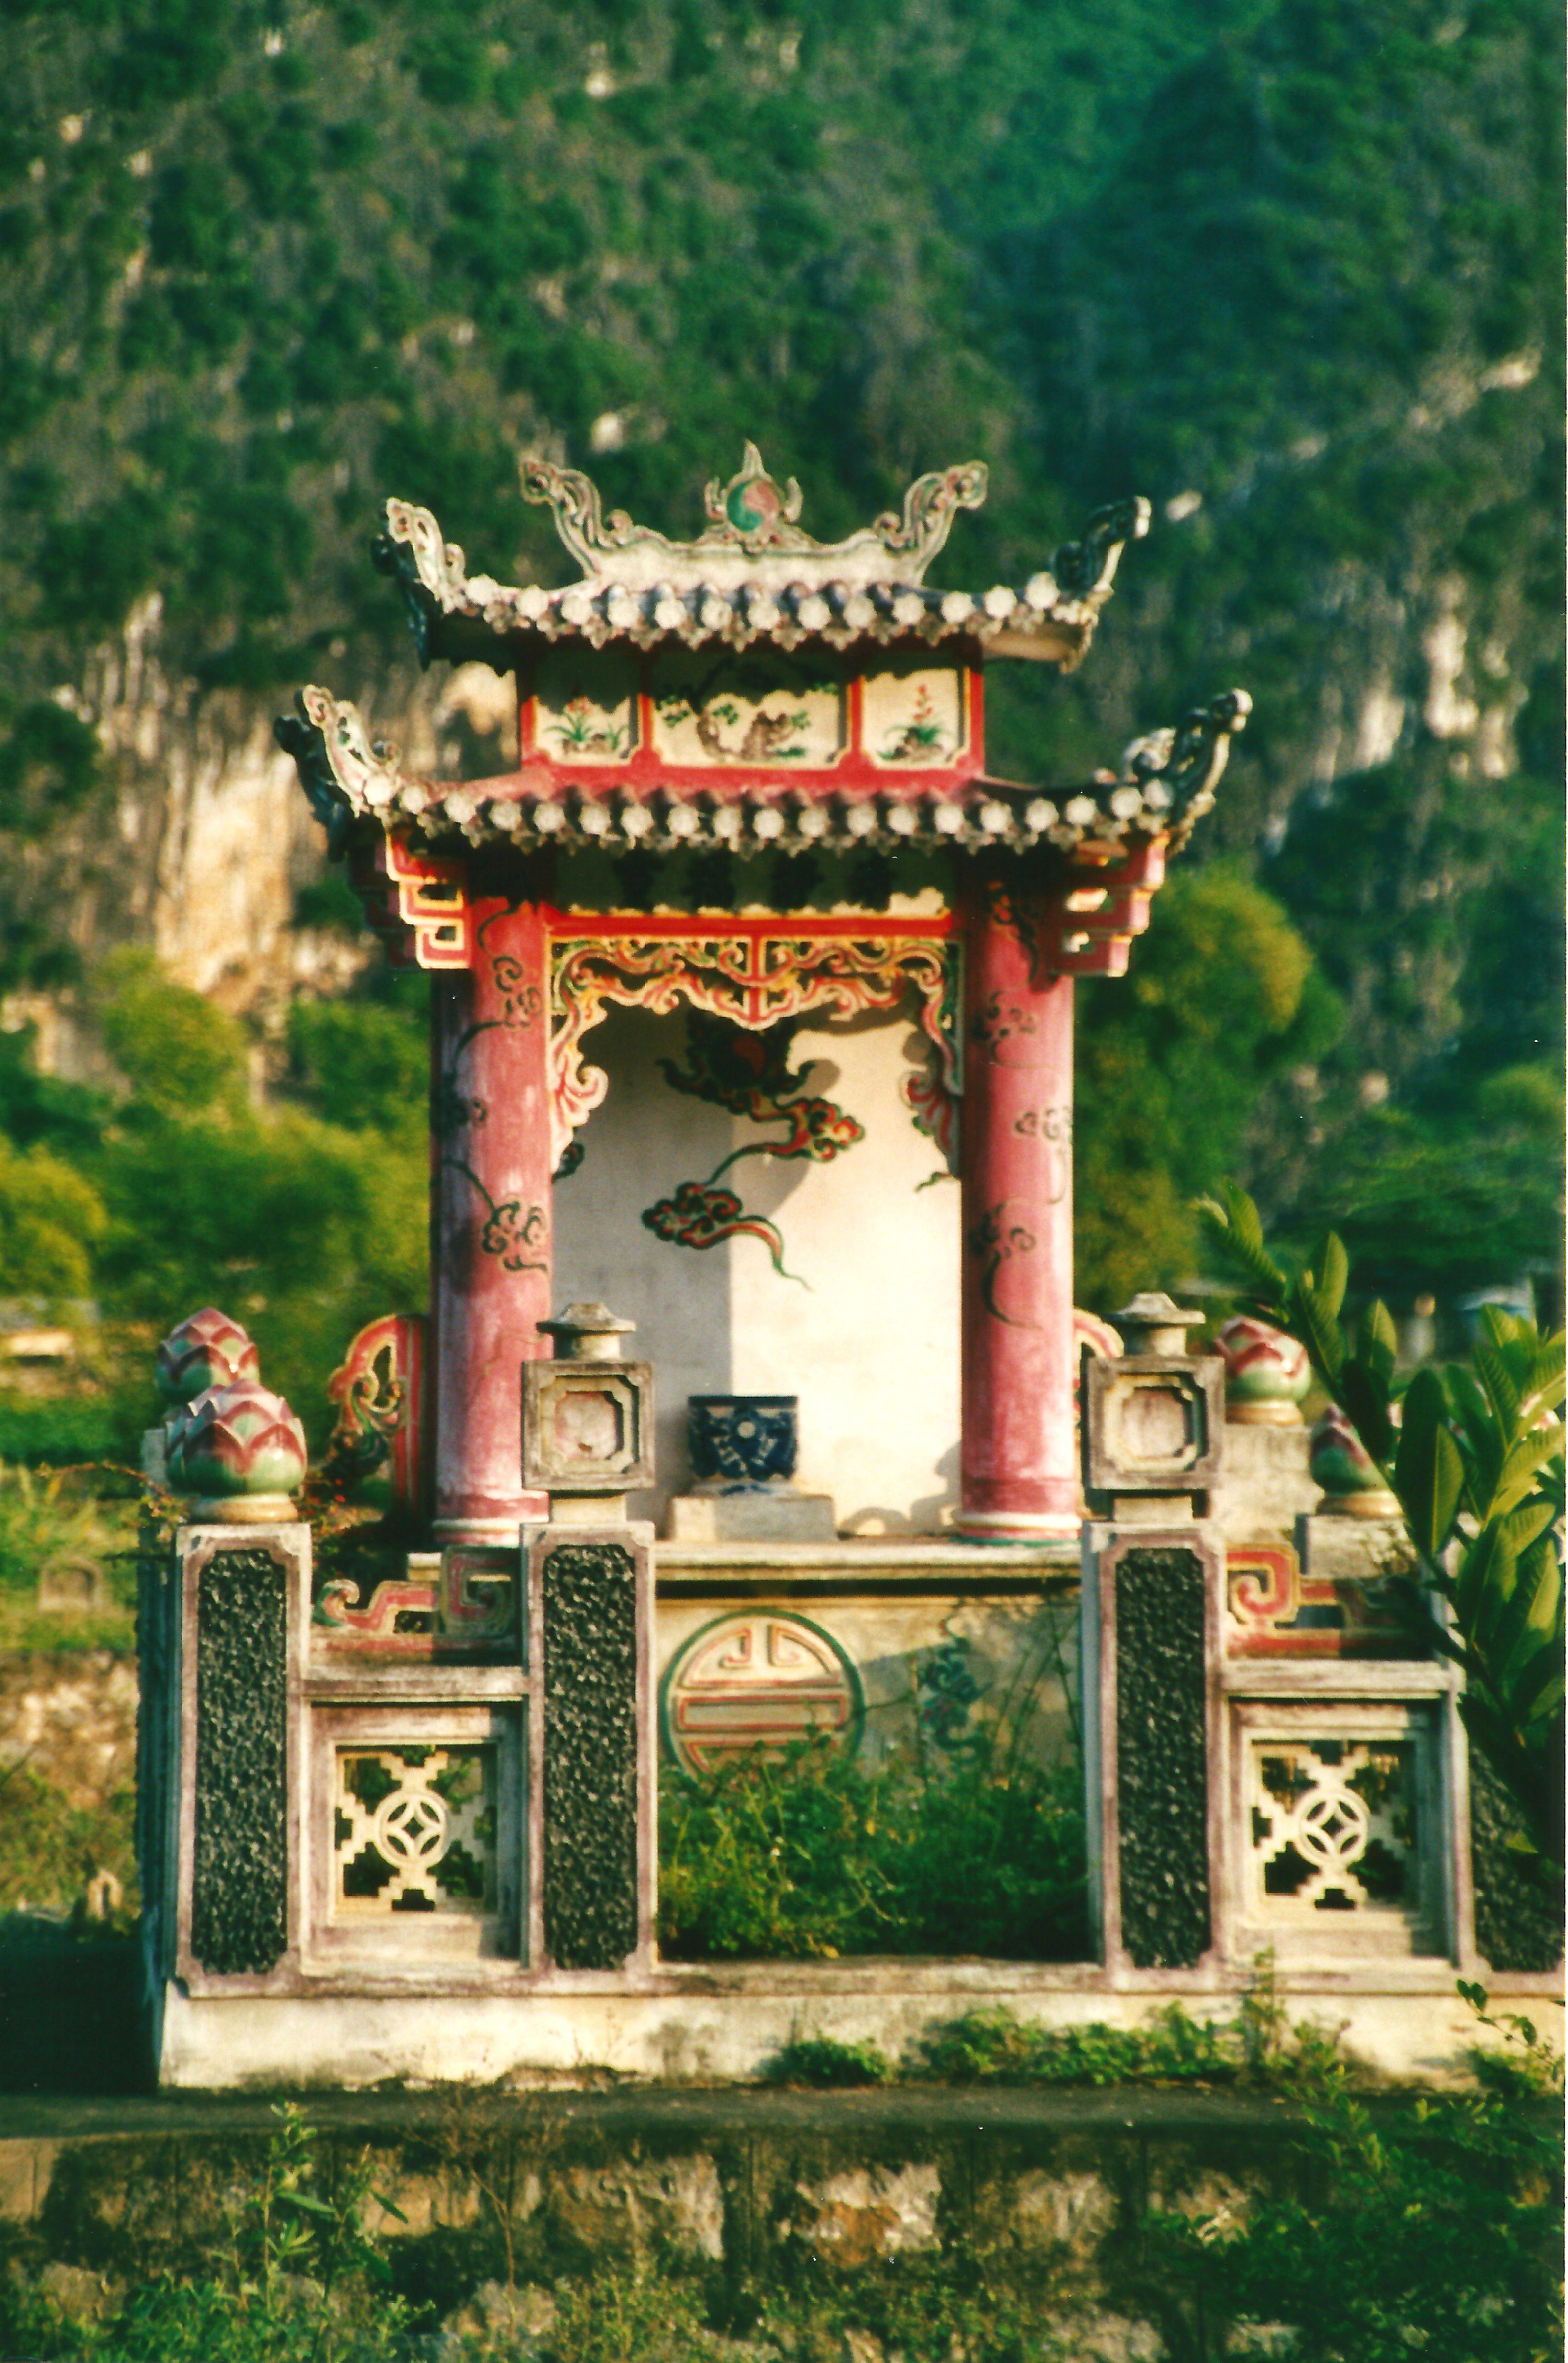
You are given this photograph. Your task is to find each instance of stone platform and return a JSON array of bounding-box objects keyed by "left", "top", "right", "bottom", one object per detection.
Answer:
[{"left": 148, "top": 1957, "right": 1550, "bottom": 2092}]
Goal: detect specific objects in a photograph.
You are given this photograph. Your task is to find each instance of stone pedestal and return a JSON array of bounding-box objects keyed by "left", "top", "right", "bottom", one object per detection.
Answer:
[
  {"left": 1295, "top": 1511, "right": 1413, "bottom": 1581},
  {"left": 1212, "top": 1421, "right": 1318, "bottom": 1549},
  {"left": 667, "top": 1392, "right": 836, "bottom": 1542},
  {"left": 665, "top": 1488, "right": 837, "bottom": 1543}
]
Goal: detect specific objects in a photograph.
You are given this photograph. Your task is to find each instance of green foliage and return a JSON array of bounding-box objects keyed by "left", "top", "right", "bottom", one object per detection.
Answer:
[
  {"left": 1305, "top": 1083, "right": 1564, "bottom": 1298},
  {"left": 1146, "top": 1998, "right": 1564, "bottom": 2363},
  {"left": 0, "top": 1457, "right": 122, "bottom": 1591},
  {"left": 91, "top": 1101, "right": 427, "bottom": 1442},
  {"left": 914, "top": 1962, "right": 1336, "bottom": 2089},
  {"left": 919, "top": 2003, "right": 1234, "bottom": 2086},
  {"left": 95, "top": 949, "right": 248, "bottom": 1121},
  {"left": 0, "top": 1025, "right": 109, "bottom": 1155},
  {"left": 1261, "top": 753, "right": 1559, "bottom": 1101},
  {"left": 286, "top": 998, "right": 428, "bottom": 1136},
  {"left": 0, "top": 960, "right": 432, "bottom": 1446},
  {"left": 1075, "top": 867, "right": 1341, "bottom": 1306},
  {"left": 0, "top": 699, "right": 100, "bottom": 836},
  {"left": 0, "top": 1131, "right": 106, "bottom": 1302},
  {"left": 659, "top": 1735, "right": 1087, "bottom": 1963},
  {"left": 1200, "top": 1182, "right": 1565, "bottom": 1864},
  {"left": 1459, "top": 1980, "right": 1566, "bottom": 2105},
  {"left": 765, "top": 2035, "right": 896, "bottom": 2087},
  {"left": 548, "top": 2269, "right": 738, "bottom": 2363},
  {"left": 0, "top": 1755, "right": 136, "bottom": 1919},
  {"left": 0, "top": 1393, "right": 141, "bottom": 1467},
  {"left": 1252, "top": 748, "right": 1565, "bottom": 1294},
  {"left": 0, "top": 1455, "right": 137, "bottom": 1651},
  {"left": 0, "top": 0, "right": 1556, "bottom": 1321},
  {"left": 1, "top": 2103, "right": 415, "bottom": 2360}
]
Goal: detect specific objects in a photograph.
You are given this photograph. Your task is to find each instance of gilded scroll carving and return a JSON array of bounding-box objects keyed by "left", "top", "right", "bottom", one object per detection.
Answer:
[{"left": 548, "top": 924, "right": 959, "bottom": 1169}]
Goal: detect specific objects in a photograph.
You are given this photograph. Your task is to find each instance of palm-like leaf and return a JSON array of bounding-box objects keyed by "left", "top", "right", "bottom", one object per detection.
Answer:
[
  {"left": 1196, "top": 1186, "right": 1288, "bottom": 1304},
  {"left": 1199, "top": 1180, "right": 1565, "bottom": 1868},
  {"left": 1394, "top": 1370, "right": 1463, "bottom": 1559}
]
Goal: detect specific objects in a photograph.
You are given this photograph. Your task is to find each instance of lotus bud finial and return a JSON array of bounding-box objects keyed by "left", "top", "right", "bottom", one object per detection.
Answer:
[
  {"left": 155, "top": 1308, "right": 260, "bottom": 1404},
  {"left": 1310, "top": 1404, "right": 1399, "bottom": 1518},
  {"left": 1216, "top": 1316, "right": 1310, "bottom": 1425},
  {"left": 168, "top": 1380, "right": 308, "bottom": 1504}
]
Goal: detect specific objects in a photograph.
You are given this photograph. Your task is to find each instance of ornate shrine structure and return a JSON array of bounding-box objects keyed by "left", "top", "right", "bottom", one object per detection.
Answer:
[
  {"left": 281, "top": 447, "right": 1250, "bottom": 1545},
  {"left": 128, "top": 447, "right": 1559, "bottom": 2091}
]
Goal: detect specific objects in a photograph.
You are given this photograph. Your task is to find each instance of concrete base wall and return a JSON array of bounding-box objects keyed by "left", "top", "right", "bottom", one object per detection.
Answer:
[{"left": 150, "top": 1963, "right": 1558, "bottom": 2091}]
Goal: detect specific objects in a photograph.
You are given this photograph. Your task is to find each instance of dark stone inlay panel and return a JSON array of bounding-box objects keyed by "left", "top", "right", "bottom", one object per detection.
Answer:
[
  {"left": 542, "top": 1541, "right": 639, "bottom": 1970},
  {"left": 135, "top": 1533, "right": 178, "bottom": 1941},
  {"left": 1470, "top": 1746, "right": 1563, "bottom": 1973},
  {"left": 190, "top": 1548, "right": 289, "bottom": 1977},
  {"left": 1115, "top": 1547, "right": 1210, "bottom": 1970}
]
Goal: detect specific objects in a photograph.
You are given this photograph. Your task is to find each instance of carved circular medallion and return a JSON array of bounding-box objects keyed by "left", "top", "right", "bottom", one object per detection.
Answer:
[
  {"left": 661, "top": 1609, "right": 863, "bottom": 1776},
  {"left": 374, "top": 1788, "right": 450, "bottom": 1869},
  {"left": 1295, "top": 1785, "right": 1371, "bottom": 1871}
]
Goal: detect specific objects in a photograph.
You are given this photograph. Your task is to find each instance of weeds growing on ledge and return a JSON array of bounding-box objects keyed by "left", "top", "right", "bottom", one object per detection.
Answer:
[
  {"left": 1145, "top": 1992, "right": 1564, "bottom": 2363},
  {"left": 1, "top": 1996, "right": 1560, "bottom": 2363},
  {"left": 657, "top": 1731, "right": 1087, "bottom": 1963}
]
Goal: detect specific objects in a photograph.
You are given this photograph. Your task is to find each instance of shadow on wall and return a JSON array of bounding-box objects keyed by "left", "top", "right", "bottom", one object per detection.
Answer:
[
  {"left": 551, "top": 1004, "right": 962, "bottom": 1533},
  {"left": 840, "top": 1441, "right": 961, "bottom": 1539}
]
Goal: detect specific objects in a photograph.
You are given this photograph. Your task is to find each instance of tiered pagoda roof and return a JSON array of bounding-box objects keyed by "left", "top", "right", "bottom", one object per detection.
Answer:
[{"left": 280, "top": 447, "right": 1248, "bottom": 869}]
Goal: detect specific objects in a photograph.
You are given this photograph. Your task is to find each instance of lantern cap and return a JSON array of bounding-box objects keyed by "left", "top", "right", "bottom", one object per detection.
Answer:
[
  {"left": 1112, "top": 1292, "right": 1207, "bottom": 1356},
  {"left": 538, "top": 1302, "right": 638, "bottom": 1362}
]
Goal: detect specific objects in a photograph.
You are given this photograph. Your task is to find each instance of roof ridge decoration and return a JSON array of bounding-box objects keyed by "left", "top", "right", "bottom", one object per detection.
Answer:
[
  {"left": 520, "top": 444, "right": 988, "bottom": 592},
  {"left": 373, "top": 482, "right": 1151, "bottom": 668}
]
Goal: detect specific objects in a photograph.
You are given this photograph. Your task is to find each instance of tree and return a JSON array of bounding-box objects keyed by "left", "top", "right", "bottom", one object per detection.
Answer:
[
  {"left": 0, "top": 1135, "right": 106, "bottom": 1307},
  {"left": 1074, "top": 867, "right": 1341, "bottom": 1305},
  {"left": 0, "top": 959, "right": 431, "bottom": 1448}
]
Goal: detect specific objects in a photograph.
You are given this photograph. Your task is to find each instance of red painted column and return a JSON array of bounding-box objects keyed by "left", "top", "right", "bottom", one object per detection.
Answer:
[
  {"left": 429, "top": 901, "right": 553, "bottom": 1539},
  {"left": 958, "top": 887, "right": 1079, "bottom": 1539}
]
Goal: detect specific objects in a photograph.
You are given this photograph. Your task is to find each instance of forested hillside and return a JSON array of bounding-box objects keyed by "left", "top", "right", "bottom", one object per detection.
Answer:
[{"left": 0, "top": 0, "right": 1560, "bottom": 1441}]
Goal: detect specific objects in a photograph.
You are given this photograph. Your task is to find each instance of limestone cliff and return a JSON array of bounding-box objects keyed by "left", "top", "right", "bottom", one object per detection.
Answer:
[{"left": 0, "top": 0, "right": 1556, "bottom": 1106}]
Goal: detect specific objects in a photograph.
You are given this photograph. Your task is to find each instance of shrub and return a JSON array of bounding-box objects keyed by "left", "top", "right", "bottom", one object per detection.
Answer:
[
  {"left": 917, "top": 2001, "right": 1257, "bottom": 2086},
  {"left": 0, "top": 1134, "right": 107, "bottom": 1302},
  {"left": 0, "top": 700, "right": 100, "bottom": 834},
  {"left": 765, "top": 2036, "right": 896, "bottom": 2087},
  {"left": 658, "top": 1733, "right": 1087, "bottom": 1963},
  {"left": 0, "top": 1759, "right": 136, "bottom": 1920}
]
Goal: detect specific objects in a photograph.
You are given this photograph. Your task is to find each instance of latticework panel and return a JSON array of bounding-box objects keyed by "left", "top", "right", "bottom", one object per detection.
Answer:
[
  {"left": 333, "top": 1744, "right": 496, "bottom": 1917},
  {"left": 1249, "top": 1737, "right": 1416, "bottom": 1922}
]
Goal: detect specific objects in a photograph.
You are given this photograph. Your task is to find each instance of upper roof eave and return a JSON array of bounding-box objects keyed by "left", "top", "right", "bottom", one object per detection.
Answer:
[{"left": 371, "top": 482, "right": 1151, "bottom": 673}]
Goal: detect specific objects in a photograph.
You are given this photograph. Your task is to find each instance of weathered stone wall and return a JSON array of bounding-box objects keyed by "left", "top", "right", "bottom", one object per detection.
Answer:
[
  {"left": 0, "top": 1650, "right": 137, "bottom": 1811},
  {"left": 0, "top": 2084, "right": 1376, "bottom": 2361}
]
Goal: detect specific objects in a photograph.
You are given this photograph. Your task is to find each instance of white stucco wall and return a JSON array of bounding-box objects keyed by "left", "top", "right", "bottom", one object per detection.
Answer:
[{"left": 551, "top": 1004, "right": 962, "bottom": 1533}]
